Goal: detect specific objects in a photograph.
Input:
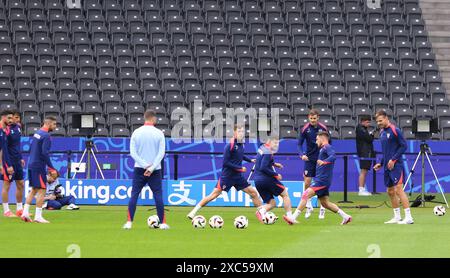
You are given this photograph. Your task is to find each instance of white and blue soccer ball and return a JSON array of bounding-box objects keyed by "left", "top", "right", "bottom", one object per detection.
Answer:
[
  {"left": 209, "top": 215, "right": 224, "bottom": 228},
  {"left": 263, "top": 212, "right": 278, "bottom": 225},
  {"left": 192, "top": 215, "right": 207, "bottom": 228},
  {"left": 434, "top": 205, "right": 446, "bottom": 216},
  {"left": 234, "top": 216, "right": 249, "bottom": 229},
  {"left": 147, "top": 215, "right": 160, "bottom": 228}
]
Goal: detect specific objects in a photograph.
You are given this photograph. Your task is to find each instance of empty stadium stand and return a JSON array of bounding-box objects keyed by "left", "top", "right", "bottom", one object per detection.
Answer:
[{"left": 0, "top": 0, "right": 449, "bottom": 139}]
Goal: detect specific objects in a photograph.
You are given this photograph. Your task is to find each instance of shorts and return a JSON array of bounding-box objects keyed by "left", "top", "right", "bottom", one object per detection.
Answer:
[
  {"left": 28, "top": 168, "right": 47, "bottom": 189},
  {"left": 384, "top": 164, "right": 404, "bottom": 188},
  {"left": 359, "top": 159, "right": 373, "bottom": 170},
  {"left": 216, "top": 176, "right": 250, "bottom": 192},
  {"left": 303, "top": 160, "right": 317, "bottom": 177},
  {"left": 310, "top": 185, "right": 330, "bottom": 198},
  {"left": 255, "top": 179, "right": 286, "bottom": 203},
  {"left": 2, "top": 162, "right": 24, "bottom": 181}
]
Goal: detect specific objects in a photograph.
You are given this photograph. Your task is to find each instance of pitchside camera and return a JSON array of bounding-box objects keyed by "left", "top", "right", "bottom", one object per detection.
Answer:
[
  {"left": 72, "top": 113, "right": 96, "bottom": 136},
  {"left": 412, "top": 118, "right": 439, "bottom": 140}
]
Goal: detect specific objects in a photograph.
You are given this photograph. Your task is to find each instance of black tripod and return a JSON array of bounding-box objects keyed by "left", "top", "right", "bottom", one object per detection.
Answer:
[
  {"left": 403, "top": 141, "right": 448, "bottom": 208},
  {"left": 72, "top": 138, "right": 105, "bottom": 180}
]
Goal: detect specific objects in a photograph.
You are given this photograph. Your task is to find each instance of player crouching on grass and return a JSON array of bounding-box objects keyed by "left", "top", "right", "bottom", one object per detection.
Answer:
[
  {"left": 187, "top": 124, "right": 262, "bottom": 220},
  {"left": 43, "top": 171, "right": 79, "bottom": 210},
  {"left": 292, "top": 131, "right": 352, "bottom": 225},
  {"left": 254, "top": 136, "right": 297, "bottom": 225}
]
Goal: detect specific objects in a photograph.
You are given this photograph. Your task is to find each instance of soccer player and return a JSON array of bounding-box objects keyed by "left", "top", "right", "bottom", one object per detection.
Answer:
[
  {"left": 21, "top": 116, "right": 58, "bottom": 223},
  {"left": 298, "top": 109, "right": 329, "bottom": 219},
  {"left": 254, "top": 136, "right": 297, "bottom": 225},
  {"left": 293, "top": 131, "right": 352, "bottom": 225},
  {"left": 187, "top": 124, "right": 262, "bottom": 219},
  {"left": 373, "top": 110, "right": 413, "bottom": 224},
  {"left": 1, "top": 110, "right": 26, "bottom": 217},
  {"left": 123, "top": 110, "right": 168, "bottom": 230}
]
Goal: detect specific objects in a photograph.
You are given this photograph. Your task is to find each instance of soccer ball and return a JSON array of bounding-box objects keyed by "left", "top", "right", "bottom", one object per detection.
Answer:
[
  {"left": 192, "top": 215, "right": 207, "bottom": 228},
  {"left": 209, "top": 215, "right": 224, "bottom": 228},
  {"left": 433, "top": 205, "right": 446, "bottom": 216},
  {"left": 147, "top": 215, "right": 160, "bottom": 228},
  {"left": 263, "top": 212, "right": 278, "bottom": 225},
  {"left": 234, "top": 216, "right": 249, "bottom": 229}
]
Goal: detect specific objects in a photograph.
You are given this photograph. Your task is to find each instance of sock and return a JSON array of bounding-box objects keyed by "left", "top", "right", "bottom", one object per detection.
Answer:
[
  {"left": 2, "top": 203, "right": 10, "bottom": 213},
  {"left": 337, "top": 209, "right": 348, "bottom": 219},
  {"left": 35, "top": 207, "right": 42, "bottom": 219},
  {"left": 320, "top": 205, "right": 326, "bottom": 211},
  {"left": 404, "top": 208, "right": 412, "bottom": 219},
  {"left": 286, "top": 211, "right": 293, "bottom": 218},
  {"left": 306, "top": 199, "right": 312, "bottom": 208},
  {"left": 393, "top": 208, "right": 401, "bottom": 219},
  {"left": 23, "top": 204, "right": 30, "bottom": 217},
  {"left": 293, "top": 209, "right": 302, "bottom": 220},
  {"left": 359, "top": 187, "right": 365, "bottom": 192},
  {"left": 16, "top": 203, "right": 23, "bottom": 211},
  {"left": 191, "top": 204, "right": 201, "bottom": 215},
  {"left": 153, "top": 189, "right": 165, "bottom": 224}
]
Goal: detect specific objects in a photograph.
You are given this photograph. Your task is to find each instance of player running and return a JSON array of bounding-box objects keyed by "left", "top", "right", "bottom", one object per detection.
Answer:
[
  {"left": 123, "top": 110, "right": 168, "bottom": 230},
  {"left": 21, "top": 116, "right": 58, "bottom": 223},
  {"left": 373, "top": 110, "right": 413, "bottom": 224},
  {"left": 293, "top": 131, "right": 352, "bottom": 225},
  {"left": 254, "top": 136, "right": 297, "bottom": 225},
  {"left": 1, "top": 110, "right": 26, "bottom": 217},
  {"left": 298, "top": 109, "right": 329, "bottom": 219},
  {"left": 187, "top": 124, "right": 262, "bottom": 219}
]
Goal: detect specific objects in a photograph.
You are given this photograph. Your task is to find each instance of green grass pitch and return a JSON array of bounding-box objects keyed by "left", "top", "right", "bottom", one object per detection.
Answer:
[{"left": 1, "top": 193, "right": 449, "bottom": 258}]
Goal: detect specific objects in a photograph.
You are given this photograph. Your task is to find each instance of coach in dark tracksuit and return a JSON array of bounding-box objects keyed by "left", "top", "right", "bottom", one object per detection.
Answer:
[{"left": 355, "top": 115, "right": 375, "bottom": 196}]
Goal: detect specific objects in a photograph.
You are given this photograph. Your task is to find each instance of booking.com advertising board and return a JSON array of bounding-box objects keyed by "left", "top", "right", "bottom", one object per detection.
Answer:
[
  {"left": 2, "top": 137, "right": 450, "bottom": 206},
  {"left": 15, "top": 179, "right": 317, "bottom": 207}
]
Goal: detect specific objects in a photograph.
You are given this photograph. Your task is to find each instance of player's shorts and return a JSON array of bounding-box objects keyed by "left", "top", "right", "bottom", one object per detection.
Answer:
[
  {"left": 303, "top": 160, "right": 317, "bottom": 177},
  {"left": 310, "top": 185, "right": 330, "bottom": 198},
  {"left": 216, "top": 176, "right": 250, "bottom": 192},
  {"left": 2, "top": 162, "right": 24, "bottom": 181},
  {"left": 255, "top": 179, "right": 285, "bottom": 203},
  {"left": 310, "top": 179, "right": 330, "bottom": 198},
  {"left": 359, "top": 159, "right": 373, "bottom": 170},
  {"left": 384, "top": 164, "right": 404, "bottom": 188},
  {"left": 28, "top": 168, "right": 47, "bottom": 189}
]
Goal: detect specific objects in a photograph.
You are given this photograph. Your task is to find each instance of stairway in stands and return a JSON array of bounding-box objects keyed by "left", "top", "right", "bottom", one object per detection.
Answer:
[{"left": 421, "top": 0, "right": 450, "bottom": 97}]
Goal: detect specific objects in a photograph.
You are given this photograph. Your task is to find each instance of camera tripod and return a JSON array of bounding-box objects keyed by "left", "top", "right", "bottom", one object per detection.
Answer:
[
  {"left": 72, "top": 138, "right": 105, "bottom": 180},
  {"left": 403, "top": 141, "right": 448, "bottom": 208}
]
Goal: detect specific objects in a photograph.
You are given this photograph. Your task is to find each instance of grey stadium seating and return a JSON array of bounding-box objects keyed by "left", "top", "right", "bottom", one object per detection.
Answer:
[{"left": 0, "top": 0, "right": 448, "bottom": 139}]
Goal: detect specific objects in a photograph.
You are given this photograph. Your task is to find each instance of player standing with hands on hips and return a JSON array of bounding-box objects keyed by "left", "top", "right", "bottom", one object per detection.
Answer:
[
  {"left": 298, "top": 109, "right": 329, "bottom": 219},
  {"left": 373, "top": 110, "right": 414, "bottom": 224},
  {"left": 123, "top": 110, "right": 168, "bottom": 230}
]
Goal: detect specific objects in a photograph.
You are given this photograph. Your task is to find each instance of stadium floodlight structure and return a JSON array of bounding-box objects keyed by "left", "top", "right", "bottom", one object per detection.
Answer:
[
  {"left": 403, "top": 118, "right": 448, "bottom": 208},
  {"left": 71, "top": 113, "right": 105, "bottom": 180}
]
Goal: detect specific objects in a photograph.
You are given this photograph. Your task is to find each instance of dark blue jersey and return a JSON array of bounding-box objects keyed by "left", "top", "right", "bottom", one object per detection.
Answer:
[
  {"left": 314, "top": 144, "right": 336, "bottom": 186},
  {"left": 28, "top": 127, "right": 55, "bottom": 170},
  {"left": 221, "top": 138, "right": 252, "bottom": 178},
  {"left": 0, "top": 128, "right": 11, "bottom": 167},
  {"left": 254, "top": 144, "right": 279, "bottom": 181},
  {"left": 379, "top": 124, "right": 407, "bottom": 169},
  {"left": 298, "top": 122, "right": 328, "bottom": 161},
  {"left": 5, "top": 124, "right": 22, "bottom": 163}
]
